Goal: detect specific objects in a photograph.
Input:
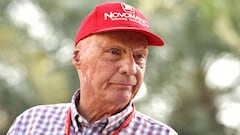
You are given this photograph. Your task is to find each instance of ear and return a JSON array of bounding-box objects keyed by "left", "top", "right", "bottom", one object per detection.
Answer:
[{"left": 72, "top": 48, "right": 81, "bottom": 69}]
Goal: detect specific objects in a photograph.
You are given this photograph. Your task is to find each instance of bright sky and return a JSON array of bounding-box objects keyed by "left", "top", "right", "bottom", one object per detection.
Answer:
[
  {"left": 217, "top": 102, "right": 240, "bottom": 128},
  {"left": 205, "top": 54, "right": 240, "bottom": 128},
  {"left": 6, "top": 0, "right": 240, "bottom": 130},
  {"left": 7, "top": 0, "right": 73, "bottom": 64},
  {"left": 205, "top": 55, "right": 240, "bottom": 89},
  {"left": 7, "top": 0, "right": 49, "bottom": 41}
]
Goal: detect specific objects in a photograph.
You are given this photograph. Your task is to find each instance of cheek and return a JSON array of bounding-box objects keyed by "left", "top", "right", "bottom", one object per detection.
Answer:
[
  {"left": 101, "top": 62, "right": 116, "bottom": 76},
  {"left": 132, "top": 68, "right": 145, "bottom": 94},
  {"left": 137, "top": 67, "right": 145, "bottom": 81},
  {"left": 91, "top": 60, "right": 117, "bottom": 86}
]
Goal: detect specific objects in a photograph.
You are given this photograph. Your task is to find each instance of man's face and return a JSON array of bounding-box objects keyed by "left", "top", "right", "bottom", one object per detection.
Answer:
[{"left": 74, "top": 31, "right": 148, "bottom": 107}]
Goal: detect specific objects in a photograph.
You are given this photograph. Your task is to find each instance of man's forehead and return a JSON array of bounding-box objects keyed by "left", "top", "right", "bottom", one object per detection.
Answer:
[
  {"left": 96, "top": 31, "right": 148, "bottom": 44},
  {"left": 76, "top": 31, "right": 148, "bottom": 50}
]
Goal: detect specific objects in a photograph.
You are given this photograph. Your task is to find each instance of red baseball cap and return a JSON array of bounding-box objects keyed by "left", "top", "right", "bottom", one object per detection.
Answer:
[{"left": 74, "top": 2, "right": 165, "bottom": 46}]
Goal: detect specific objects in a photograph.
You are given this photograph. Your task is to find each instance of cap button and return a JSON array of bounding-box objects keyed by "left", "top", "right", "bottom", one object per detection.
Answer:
[{"left": 78, "top": 117, "right": 83, "bottom": 123}]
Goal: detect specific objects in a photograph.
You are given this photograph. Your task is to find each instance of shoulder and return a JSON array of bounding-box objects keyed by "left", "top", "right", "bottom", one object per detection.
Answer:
[
  {"left": 19, "top": 103, "right": 70, "bottom": 119},
  {"left": 7, "top": 103, "right": 70, "bottom": 135},
  {"left": 27, "top": 103, "right": 70, "bottom": 112},
  {"left": 133, "top": 111, "right": 178, "bottom": 135}
]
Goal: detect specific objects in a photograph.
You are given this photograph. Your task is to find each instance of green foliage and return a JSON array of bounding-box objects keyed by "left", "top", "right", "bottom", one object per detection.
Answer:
[{"left": 1, "top": 0, "right": 240, "bottom": 135}]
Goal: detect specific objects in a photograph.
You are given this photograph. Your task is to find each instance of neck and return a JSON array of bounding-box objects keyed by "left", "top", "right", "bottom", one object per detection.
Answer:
[{"left": 78, "top": 96, "right": 128, "bottom": 123}]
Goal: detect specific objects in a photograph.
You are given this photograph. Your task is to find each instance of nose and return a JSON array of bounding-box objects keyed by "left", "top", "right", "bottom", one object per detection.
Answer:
[{"left": 119, "top": 55, "right": 137, "bottom": 76}]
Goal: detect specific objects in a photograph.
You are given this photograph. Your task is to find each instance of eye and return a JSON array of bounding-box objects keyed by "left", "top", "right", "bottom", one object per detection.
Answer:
[
  {"left": 135, "top": 54, "right": 145, "bottom": 59},
  {"left": 109, "top": 49, "right": 121, "bottom": 56},
  {"left": 134, "top": 52, "right": 147, "bottom": 67},
  {"left": 134, "top": 53, "right": 146, "bottom": 61}
]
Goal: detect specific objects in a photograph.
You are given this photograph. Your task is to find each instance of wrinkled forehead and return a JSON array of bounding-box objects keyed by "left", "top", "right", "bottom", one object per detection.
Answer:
[
  {"left": 94, "top": 31, "right": 149, "bottom": 50},
  {"left": 99, "top": 31, "right": 148, "bottom": 44},
  {"left": 77, "top": 31, "right": 149, "bottom": 49}
]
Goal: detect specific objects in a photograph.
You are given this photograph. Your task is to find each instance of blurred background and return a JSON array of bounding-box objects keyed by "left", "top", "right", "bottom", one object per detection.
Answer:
[{"left": 0, "top": 0, "right": 240, "bottom": 134}]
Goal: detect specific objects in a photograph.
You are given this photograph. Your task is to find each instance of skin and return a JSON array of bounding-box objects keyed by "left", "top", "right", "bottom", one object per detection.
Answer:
[{"left": 72, "top": 31, "right": 148, "bottom": 123}]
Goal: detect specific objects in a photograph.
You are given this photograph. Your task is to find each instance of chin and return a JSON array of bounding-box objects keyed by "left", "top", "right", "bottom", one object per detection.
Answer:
[{"left": 112, "top": 91, "right": 132, "bottom": 105}]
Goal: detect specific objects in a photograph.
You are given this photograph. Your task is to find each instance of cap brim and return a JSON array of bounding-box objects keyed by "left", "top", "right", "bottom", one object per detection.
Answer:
[{"left": 93, "top": 27, "right": 165, "bottom": 46}]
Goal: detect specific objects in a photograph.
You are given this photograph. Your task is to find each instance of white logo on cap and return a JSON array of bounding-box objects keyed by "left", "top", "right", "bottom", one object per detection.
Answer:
[
  {"left": 103, "top": 3, "right": 149, "bottom": 28},
  {"left": 121, "top": 3, "right": 135, "bottom": 13}
]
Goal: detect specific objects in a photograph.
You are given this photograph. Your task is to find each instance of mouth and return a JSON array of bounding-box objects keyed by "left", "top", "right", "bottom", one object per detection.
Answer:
[
  {"left": 110, "top": 83, "right": 135, "bottom": 89},
  {"left": 109, "top": 77, "right": 137, "bottom": 89}
]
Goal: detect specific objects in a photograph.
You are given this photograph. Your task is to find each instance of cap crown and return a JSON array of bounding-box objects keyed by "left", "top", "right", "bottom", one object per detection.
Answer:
[{"left": 75, "top": 2, "right": 164, "bottom": 46}]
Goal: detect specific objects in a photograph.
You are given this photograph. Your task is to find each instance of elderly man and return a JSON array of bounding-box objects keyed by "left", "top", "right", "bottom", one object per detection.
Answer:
[{"left": 7, "top": 2, "right": 178, "bottom": 135}]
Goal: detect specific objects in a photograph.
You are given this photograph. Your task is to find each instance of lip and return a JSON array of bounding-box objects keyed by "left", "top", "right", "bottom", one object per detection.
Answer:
[{"left": 111, "top": 83, "right": 135, "bottom": 87}]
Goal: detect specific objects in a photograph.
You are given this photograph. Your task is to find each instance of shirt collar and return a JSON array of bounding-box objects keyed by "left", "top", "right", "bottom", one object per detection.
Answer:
[{"left": 70, "top": 89, "right": 134, "bottom": 131}]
